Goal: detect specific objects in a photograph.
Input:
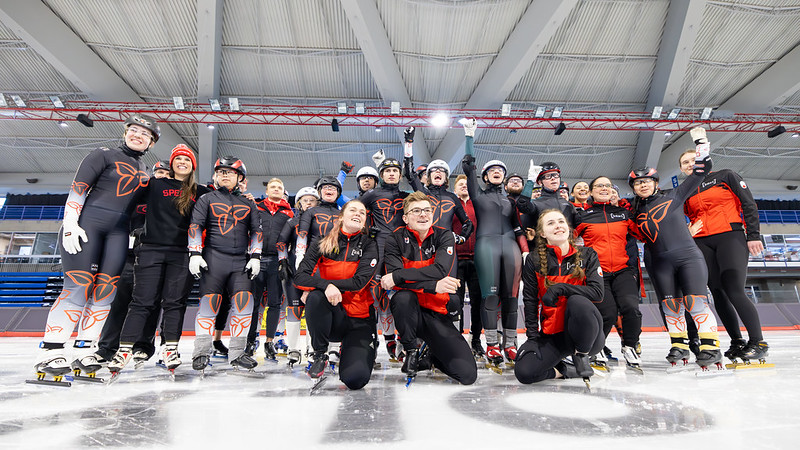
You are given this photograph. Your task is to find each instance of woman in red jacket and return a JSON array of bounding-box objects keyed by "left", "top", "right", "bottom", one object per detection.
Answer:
[
  {"left": 575, "top": 177, "right": 643, "bottom": 370},
  {"left": 679, "top": 150, "right": 767, "bottom": 362},
  {"left": 294, "top": 200, "right": 379, "bottom": 390},
  {"left": 514, "top": 209, "right": 604, "bottom": 384}
]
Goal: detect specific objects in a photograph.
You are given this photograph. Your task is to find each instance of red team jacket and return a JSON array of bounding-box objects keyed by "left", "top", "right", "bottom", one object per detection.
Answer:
[
  {"left": 683, "top": 169, "right": 760, "bottom": 241},
  {"left": 293, "top": 230, "right": 378, "bottom": 319},
  {"left": 575, "top": 202, "right": 641, "bottom": 273},
  {"left": 384, "top": 226, "right": 457, "bottom": 315},
  {"left": 522, "top": 245, "right": 603, "bottom": 335}
]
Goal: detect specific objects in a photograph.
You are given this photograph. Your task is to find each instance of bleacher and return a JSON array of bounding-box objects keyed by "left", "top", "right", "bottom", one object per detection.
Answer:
[{"left": 0, "top": 272, "right": 63, "bottom": 307}]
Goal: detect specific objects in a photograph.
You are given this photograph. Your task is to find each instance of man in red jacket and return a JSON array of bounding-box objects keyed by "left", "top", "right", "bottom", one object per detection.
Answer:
[
  {"left": 453, "top": 174, "right": 484, "bottom": 358},
  {"left": 383, "top": 191, "right": 477, "bottom": 385}
]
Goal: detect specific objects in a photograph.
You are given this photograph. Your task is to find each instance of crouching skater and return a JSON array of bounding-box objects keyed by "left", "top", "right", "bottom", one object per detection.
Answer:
[
  {"left": 294, "top": 200, "right": 379, "bottom": 390},
  {"left": 383, "top": 191, "right": 478, "bottom": 385},
  {"left": 514, "top": 209, "right": 604, "bottom": 385}
]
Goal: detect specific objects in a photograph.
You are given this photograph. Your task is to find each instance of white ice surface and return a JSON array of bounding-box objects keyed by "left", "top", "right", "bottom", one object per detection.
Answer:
[{"left": 1, "top": 331, "right": 798, "bottom": 449}]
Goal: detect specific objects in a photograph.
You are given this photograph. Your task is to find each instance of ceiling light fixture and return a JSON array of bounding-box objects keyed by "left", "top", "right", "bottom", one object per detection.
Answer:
[
  {"left": 551, "top": 107, "right": 563, "bottom": 119},
  {"left": 50, "top": 96, "right": 64, "bottom": 108},
  {"left": 667, "top": 108, "right": 681, "bottom": 120},
  {"left": 651, "top": 106, "right": 662, "bottom": 119},
  {"left": 173, "top": 96, "right": 185, "bottom": 110},
  {"left": 355, "top": 103, "right": 365, "bottom": 114},
  {"left": 10, "top": 95, "right": 25, "bottom": 107},
  {"left": 431, "top": 113, "right": 449, "bottom": 128},
  {"left": 209, "top": 98, "right": 221, "bottom": 111},
  {"left": 700, "top": 107, "right": 713, "bottom": 120},
  {"left": 337, "top": 102, "right": 347, "bottom": 114},
  {"left": 501, "top": 103, "right": 511, "bottom": 117},
  {"left": 534, "top": 106, "right": 546, "bottom": 118},
  {"left": 229, "top": 97, "right": 240, "bottom": 111}
]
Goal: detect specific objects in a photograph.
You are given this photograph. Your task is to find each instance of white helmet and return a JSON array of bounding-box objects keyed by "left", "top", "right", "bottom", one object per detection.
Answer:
[
  {"left": 294, "top": 186, "right": 320, "bottom": 207},
  {"left": 481, "top": 159, "right": 507, "bottom": 180},
  {"left": 356, "top": 166, "right": 379, "bottom": 182},
  {"left": 426, "top": 159, "right": 450, "bottom": 177}
]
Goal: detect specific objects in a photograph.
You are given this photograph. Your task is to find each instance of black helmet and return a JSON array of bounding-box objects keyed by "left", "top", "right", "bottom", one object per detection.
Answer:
[
  {"left": 214, "top": 156, "right": 247, "bottom": 178},
  {"left": 628, "top": 167, "right": 659, "bottom": 187},
  {"left": 537, "top": 162, "right": 560, "bottom": 182},
  {"left": 415, "top": 164, "right": 428, "bottom": 178},
  {"left": 124, "top": 113, "right": 161, "bottom": 143},
  {"left": 315, "top": 176, "right": 342, "bottom": 197},
  {"left": 504, "top": 172, "right": 524, "bottom": 185},
  {"left": 378, "top": 158, "right": 402, "bottom": 175},
  {"left": 152, "top": 160, "right": 170, "bottom": 173}
]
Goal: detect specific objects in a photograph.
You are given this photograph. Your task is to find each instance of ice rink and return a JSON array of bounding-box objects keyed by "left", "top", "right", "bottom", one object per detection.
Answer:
[{"left": 1, "top": 331, "right": 798, "bottom": 449}]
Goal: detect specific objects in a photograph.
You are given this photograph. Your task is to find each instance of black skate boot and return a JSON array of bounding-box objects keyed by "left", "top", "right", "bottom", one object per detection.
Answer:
[
  {"left": 212, "top": 340, "right": 228, "bottom": 359},
  {"left": 471, "top": 340, "right": 485, "bottom": 361},
  {"left": 287, "top": 350, "right": 302, "bottom": 368},
  {"left": 244, "top": 340, "right": 258, "bottom": 357},
  {"left": 230, "top": 353, "right": 258, "bottom": 370},
  {"left": 573, "top": 352, "right": 593, "bottom": 378},
  {"left": 264, "top": 341, "right": 277, "bottom": 361},
  {"left": 695, "top": 349, "right": 723, "bottom": 370},
  {"left": 555, "top": 359, "right": 579, "bottom": 379},
  {"left": 739, "top": 340, "right": 769, "bottom": 363},
  {"left": 724, "top": 338, "right": 747, "bottom": 362},
  {"left": 688, "top": 337, "right": 701, "bottom": 358},
  {"left": 192, "top": 355, "right": 210, "bottom": 371},
  {"left": 308, "top": 352, "right": 328, "bottom": 379},
  {"left": 401, "top": 347, "right": 420, "bottom": 377},
  {"left": 666, "top": 346, "right": 690, "bottom": 365}
]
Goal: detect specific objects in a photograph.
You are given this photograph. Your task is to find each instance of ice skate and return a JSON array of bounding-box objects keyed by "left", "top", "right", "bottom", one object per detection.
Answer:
[
  {"left": 27, "top": 350, "right": 72, "bottom": 387},
  {"left": 71, "top": 353, "right": 108, "bottom": 383},
  {"left": 590, "top": 351, "right": 609, "bottom": 372},
  {"left": 402, "top": 344, "right": 427, "bottom": 388},
  {"left": 386, "top": 339, "right": 399, "bottom": 363},
  {"left": 573, "top": 352, "right": 593, "bottom": 389},
  {"left": 688, "top": 337, "right": 701, "bottom": 359},
  {"left": 665, "top": 346, "right": 690, "bottom": 368},
  {"left": 484, "top": 345, "right": 504, "bottom": 374},
  {"left": 308, "top": 352, "right": 328, "bottom": 395},
  {"left": 287, "top": 350, "right": 302, "bottom": 368},
  {"left": 230, "top": 354, "right": 260, "bottom": 375},
  {"left": 132, "top": 350, "right": 149, "bottom": 370},
  {"left": 104, "top": 348, "right": 133, "bottom": 383},
  {"left": 503, "top": 346, "right": 517, "bottom": 369},
  {"left": 622, "top": 345, "right": 643, "bottom": 374},
  {"left": 471, "top": 340, "right": 485, "bottom": 361},
  {"left": 192, "top": 355, "right": 210, "bottom": 376},
  {"left": 327, "top": 350, "right": 340, "bottom": 374},
  {"left": 244, "top": 340, "right": 258, "bottom": 357},
  {"left": 728, "top": 341, "right": 774, "bottom": 370},
  {"left": 274, "top": 337, "right": 288, "bottom": 356},
  {"left": 211, "top": 340, "right": 228, "bottom": 360},
  {"left": 724, "top": 338, "right": 747, "bottom": 362},
  {"left": 161, "top": 345, "right": 181, "bottom": 380},
  {"left": 603, "top": 345, "right": 618, "bottom": 362},
  {"left": 263, "top": 341, "right": 278, "bottom": 361}
]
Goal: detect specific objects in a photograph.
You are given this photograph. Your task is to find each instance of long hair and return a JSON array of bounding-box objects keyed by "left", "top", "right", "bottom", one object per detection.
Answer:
[
  {"left": 534, "top": 209, "right": 584, "bottom": 288},
  {"left": 170, "top": 167, "right": 197, "bottom": 216},
  {"left": 318, "top": 200, "right": 366, "bottom": 256}
]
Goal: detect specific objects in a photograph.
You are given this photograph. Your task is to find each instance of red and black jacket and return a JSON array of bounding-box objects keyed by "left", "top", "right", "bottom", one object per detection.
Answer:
[
  {"left": 575, "top": 202, "right": 641, "bottom": 273},
  {"left": 256, "top": 198, "right": 294, "bottom": 256},
  {"left": 522, "top": 245, "right": 603, "bottom": 336},
  {"left": 384, "top": 226, "right": 457, "bottom": 315},
  {"left": 683, "top": 169, "right": 760, "bottom": 241},
  {"left": 453, "top": 197, "right": 477, "bottom": 259},
  {"left": 293, "top": 230, "right": 378, "bottom": 319}
]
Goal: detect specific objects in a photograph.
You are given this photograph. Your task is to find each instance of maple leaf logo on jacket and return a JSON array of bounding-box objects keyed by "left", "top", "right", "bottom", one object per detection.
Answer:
[
  {"left": 210, "top": 203, "right": 252, "bottom": 235},
  {"left": 374, "top": 198, "right": 404, "bottom": 223}
]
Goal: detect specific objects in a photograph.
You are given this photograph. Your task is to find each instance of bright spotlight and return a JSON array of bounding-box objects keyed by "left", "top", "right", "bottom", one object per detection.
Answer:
[{"left": 431, "top": 113, "right": 449, "bottom": 128}]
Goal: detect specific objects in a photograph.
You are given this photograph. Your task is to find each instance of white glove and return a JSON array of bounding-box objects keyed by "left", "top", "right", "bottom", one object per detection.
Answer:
[
  {"left": 463, "top": 118, "right": 477, "bottom": 137},
  {"left": 61, "top": 219, "right": 88, "bottom": 254},
  {"left": 189, "top": 255, "right": 208, "bottom": 279},
  {"left": 294, "top": 251, "right": 305, "bottom": 271},
  {"left": 245, "top": 258, "right": 260, "bottom": 280},
  {"left": 690, "top": 127, "right": 710, "bottom": 160},
  {"left": 527, "top": 160, "right": 543, "bottom": 183},
  {"left": 372, "top": 149, "right": 386, "bottom": 167}
]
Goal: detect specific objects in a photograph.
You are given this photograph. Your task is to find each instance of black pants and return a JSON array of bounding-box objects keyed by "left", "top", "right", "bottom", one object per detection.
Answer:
[
  {"left": 248, "top": 255, "right": 282, "bottom": 343},
  {"left": 390, "top": 290, "right": 478, "bottom": 385},
  {"left": 695, "top": 231, "right": 762, "bottom": 341},
  {"left": 118, "top": 244, "right": 193, "bottom": 346},
  {"left": 97, "top": 252, "right": 157, "bottom": 360},
  {"left": 304, "top": 290, "right": 377, "bottom": 390},
  {"left": 596, "top": 267, "right": 642, "bottom": 348},
  {"left": 456, "top": 258, "right": 483, "bottom": 339},
  {"left": 514, "top": 295, "right": 604, "bottom": 384}
]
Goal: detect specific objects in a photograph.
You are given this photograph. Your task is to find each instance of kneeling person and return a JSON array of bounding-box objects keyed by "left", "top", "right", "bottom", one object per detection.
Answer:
[{"left": 383, "top": 192, "right": 478, "bottom": 385}]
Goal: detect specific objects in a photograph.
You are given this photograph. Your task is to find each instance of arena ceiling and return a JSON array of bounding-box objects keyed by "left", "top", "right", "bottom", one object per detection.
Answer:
[{"left": 1, "top": 0, "right": 799, "bottom": 197}]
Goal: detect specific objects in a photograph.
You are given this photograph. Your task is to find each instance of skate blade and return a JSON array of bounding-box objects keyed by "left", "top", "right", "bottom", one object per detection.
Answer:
[
  {"left": 504, "top": 361, "right": 515, "bottom": 369},
  {"left": 666, "top": 364, "right": 693, "bottom": 374},
  {"left": 626, "top": 364, "right": 644, "bottom": 375},
  {"left": 105, "top": 372, "right": 123, "bottom": 385},
  {"left": 26, "top": 378, "right": 72, "bottom": 387},
  {"left": 309, "top": 376, "right": 328, "bottom": 395},
  {"left": 388, "top": 357, "right": 401, "bottom": 364},
  {"left": 229, "top": 369, "right": 265, "bottom": 379},
  {"left": 583, "top": 378, "right": 591, "bottom": 391},
  {"left": 695, "top": 367, "right": 734, "bottom": 378},
  {"left": 134, "top": 360, "right": 146, "bottom": 370},
  {"left": 71, "top": 374, "right": 106, "bottom": 384},
  {"left": 725, "top": 362, "right": 775, "bottom": 370},
  {"left": 590, "top": 363, "right": 609, "bottom": 373},
  {"left": 484, "top": 363, "right": 503, "bottom": 375}
]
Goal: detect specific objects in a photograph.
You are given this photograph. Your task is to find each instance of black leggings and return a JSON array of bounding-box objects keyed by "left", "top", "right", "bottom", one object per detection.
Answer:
[
  {"left": 304, "top": 290, "right": 376, "bottom": 390},
  {"left": 390, "top": 290, "right": 478, "bottom": 385},
  {"left": 249, "top": 255, "right": 282, "bottom": 343},
  {"left": 119, "top": 245, "right": 193, "bottom": 345},
  {"left": 695, "top": 231, "right": 762, "bottom": 341},
  {"left": 514, "top": 295, "right": 603, "bottom": 384},
  {"left": 456, "top": 258, "right": 483, "bottom": 339},
  {"left": 97, "top": 252, "right": 159, "bottom": 359},
  {"left": 596, "top": 268, "right": 642, "bottom": 347}
]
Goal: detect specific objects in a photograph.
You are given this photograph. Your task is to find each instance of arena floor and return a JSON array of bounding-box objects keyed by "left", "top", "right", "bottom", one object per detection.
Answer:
[{"left": 1, "top": 331, "right": 798, "bottom": 449}]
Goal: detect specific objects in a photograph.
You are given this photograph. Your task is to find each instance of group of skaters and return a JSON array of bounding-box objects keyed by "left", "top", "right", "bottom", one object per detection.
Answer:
[{"left": 30, "top": 114, "right": 769, "bottom": 389}]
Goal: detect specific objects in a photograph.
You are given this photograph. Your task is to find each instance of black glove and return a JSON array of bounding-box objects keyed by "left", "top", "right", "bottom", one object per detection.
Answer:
[
  {"left": 461, "top": 154, "right": 475, "bottom": 173},
  {"left": 278, "top": 259, "right": 293, "bottom": 281},
  {"left": 446, "top": 295, "right": 461, "bottom": 320},
  {"left": 340, "top": 161, "right": 354, "bottom": 174},
  {"left": 368, "top": 226, "right": 380, "bottom": 239},
  {"left": 404, "top": 126, "right": 415, "bottom": 143},
  {"left": 541, "top": 284, "right": 566, "bottom": 307}
]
